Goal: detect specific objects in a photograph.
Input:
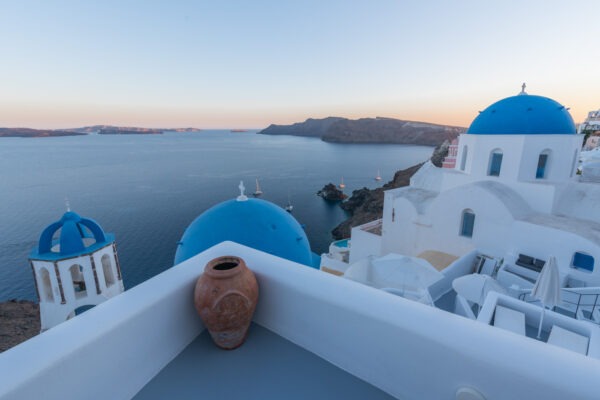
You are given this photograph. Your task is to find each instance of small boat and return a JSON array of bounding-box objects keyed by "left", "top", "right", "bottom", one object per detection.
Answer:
[
  {"left": 253, "top": 178, "right": 263, "bottom": 196},
  {"left": 339, "top": 177, "right": 346, "bottom": 189},
  {"left": 375, "top": 170, "right": 382, "bottom": 181},
  {"left": 285, "top": 192, "right": 293, "bottom": 212}
]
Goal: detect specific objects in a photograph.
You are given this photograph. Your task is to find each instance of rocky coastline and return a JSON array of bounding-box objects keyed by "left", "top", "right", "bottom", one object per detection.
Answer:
[
  {"left": 331, "top": 163, "right": 424, "bottom": 239},
  {"left": 317, "top": 183, "right": 347, "bottom": 201},
  {"left": 330, "top": 143, "right": 449, "bottom": 239}
]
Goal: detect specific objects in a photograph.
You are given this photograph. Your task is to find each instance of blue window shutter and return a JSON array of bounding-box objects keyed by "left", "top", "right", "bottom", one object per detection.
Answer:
[
  {"left": 461, "top": 212, "right": 475, "bottom": 237},
  {"left": 536, "top": 154, "right": 548, "bottom": 179},
  {"left": 489, "top": 153, "right": 502, "bottom": 176},
  {"left": 572, "top": 252, "right": 594, "bottom": 272}
]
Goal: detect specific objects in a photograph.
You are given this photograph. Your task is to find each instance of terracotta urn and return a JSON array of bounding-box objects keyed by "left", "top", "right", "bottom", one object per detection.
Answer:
[{"left": 194, "top": 256, "right": 258, "bottom": 350}]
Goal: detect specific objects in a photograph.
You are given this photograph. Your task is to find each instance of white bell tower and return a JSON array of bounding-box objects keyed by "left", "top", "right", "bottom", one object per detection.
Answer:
[{"left": 29, "top": 209, "right": 124, "bottom": 331}]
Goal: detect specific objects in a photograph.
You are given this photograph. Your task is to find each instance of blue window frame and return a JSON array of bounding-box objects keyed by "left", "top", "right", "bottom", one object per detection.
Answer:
[
  {"left": 572, "top": 252, "right": 594, "bottom": 272},
  {"left": 536, "top": 153, "right": 548, "bottom": 179},
  {"left": 488, "top": 152, "right": 503, "bottom": 176},
  {"left": 460, "top": 210, "right": 475, "bottom": 238}
]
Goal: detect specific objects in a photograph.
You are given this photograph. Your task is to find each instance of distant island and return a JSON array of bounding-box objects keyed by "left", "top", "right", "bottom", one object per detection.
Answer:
[
  {"left": 0, "top": 128, "right": 86, "bottom": 138},
  {"left": 0, "top": 125, "right": 202, "bottom": 138},
  {"left": 98, "top": 128, "right": 162, "bottom": 135},
  {"left": 259, "top": 116, "right": 464, "bottom": 146},
  {"left": 64, "top": 125, "right": 201, "bottom": 134}
]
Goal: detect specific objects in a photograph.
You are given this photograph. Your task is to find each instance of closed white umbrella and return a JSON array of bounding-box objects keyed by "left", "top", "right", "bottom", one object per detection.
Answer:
[{"left": 531, "top": 255, "right": 561, "bottom": 339}]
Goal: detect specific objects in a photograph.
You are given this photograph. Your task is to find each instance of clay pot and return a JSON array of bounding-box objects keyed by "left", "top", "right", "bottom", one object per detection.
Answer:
[{"left": 194, "top": 256, "right": 258, "bottom": 350}]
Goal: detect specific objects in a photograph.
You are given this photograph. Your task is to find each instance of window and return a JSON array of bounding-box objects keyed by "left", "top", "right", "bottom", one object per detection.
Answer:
[
  {"left": 40, "top": 268, "right": 54, "bottom": 302},
  {"left": 536, "top": 150, "right": 551, "bottom": 179},
  {"left": 460, "top": 146, "right": 468, "bottom": 171},
  {"left": 572, "top": 252, "right": 594, "bottom": 272},
  {"left": 69, "top": 264, "right": 87, "bottom": 298},
  {"left": 488, "top": 150, "right": 503, "bottom": 176},
  {"left": 101, "top": 254, "right": 116, "bottom": 287},
  {"left": 460, "top": 209, "right": 475, "bottom": 238}
]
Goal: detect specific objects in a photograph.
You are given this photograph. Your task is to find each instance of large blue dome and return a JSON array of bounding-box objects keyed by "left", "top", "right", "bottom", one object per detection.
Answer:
[
  {"left": 174, "top": 198, "right": 315, "bottom": 267},
  {"left": 467, "top": 93, "right": 576, "bottom": 135},
  {"left": 32, "top": 211, "right": 114, "bottom": 261}
]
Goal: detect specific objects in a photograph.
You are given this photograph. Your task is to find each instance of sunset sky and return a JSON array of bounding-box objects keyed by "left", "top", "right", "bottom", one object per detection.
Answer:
[{"left": 1, "top": 1, "right": 598, "bottom": 129}]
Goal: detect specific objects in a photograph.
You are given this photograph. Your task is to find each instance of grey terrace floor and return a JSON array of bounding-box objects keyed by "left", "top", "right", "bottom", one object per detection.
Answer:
[{"left": 134, "top": 323, "right": 395, "bottom": 400}]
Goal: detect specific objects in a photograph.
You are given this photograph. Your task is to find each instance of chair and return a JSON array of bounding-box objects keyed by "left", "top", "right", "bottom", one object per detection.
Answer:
[
  {"left": 493, "top": 305, "right": 526, "bottom": 336},
  {"left": 547, "top": 325, "right": 589, "bottom": 355}
]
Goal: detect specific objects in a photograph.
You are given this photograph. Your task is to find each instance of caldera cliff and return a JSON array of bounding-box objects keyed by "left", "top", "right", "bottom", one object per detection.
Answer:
[{"left": 260, "top": 116, "right": 463, "bottom": 145}]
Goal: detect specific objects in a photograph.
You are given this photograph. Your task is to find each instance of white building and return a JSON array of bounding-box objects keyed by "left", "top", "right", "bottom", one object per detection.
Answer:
[
  {"left": 578, "top": 109, "right": 600, "bottom": 136},
  {"left": 326, "top": 88, "right": 597, "bottom": 273},
  {"left": 29, "top": 210, "right": 124, "bottom": 331},
  {"left": 322, "top": 88, "right": 600, "bottom": 324}
]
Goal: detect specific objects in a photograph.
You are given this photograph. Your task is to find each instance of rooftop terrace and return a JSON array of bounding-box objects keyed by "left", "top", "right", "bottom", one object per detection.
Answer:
[
  {"left": 135, "top": 323, "right": 393, "bottom": 400},
  {"left": 1, "top": 242, "right": 599, "bottom": 399}
]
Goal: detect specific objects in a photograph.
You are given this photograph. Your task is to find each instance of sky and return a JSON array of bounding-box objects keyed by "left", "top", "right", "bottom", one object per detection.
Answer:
[{"left": 0, "top": 0, "right": 599, "bottom": 129}]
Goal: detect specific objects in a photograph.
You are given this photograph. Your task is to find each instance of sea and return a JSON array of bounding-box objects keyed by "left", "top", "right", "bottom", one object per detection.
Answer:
[{"left": 0, "top": 131, "right": 433, "bottom": 301}]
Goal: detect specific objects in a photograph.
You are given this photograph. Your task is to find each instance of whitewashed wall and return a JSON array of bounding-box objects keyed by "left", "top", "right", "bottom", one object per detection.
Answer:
[
  {"left": 508, "top": 221, "right": 600, "bottom": 286},
  {"left": 3, "top": 242, "right": 600, "bottom": 400}
]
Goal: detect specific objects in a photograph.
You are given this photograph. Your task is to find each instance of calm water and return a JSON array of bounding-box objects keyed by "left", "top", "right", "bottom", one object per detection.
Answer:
[{"left": 0, "top": 131, "right": 432, "bottom": 300}]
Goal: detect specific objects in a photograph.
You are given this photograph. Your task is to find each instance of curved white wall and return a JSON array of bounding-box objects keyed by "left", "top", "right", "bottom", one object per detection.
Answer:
[{"left": 3, "top": 242, "right": 600, "bottom": 400}]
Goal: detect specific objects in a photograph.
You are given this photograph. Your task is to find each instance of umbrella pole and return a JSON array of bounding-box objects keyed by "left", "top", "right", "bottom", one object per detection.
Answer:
[{"left": 537, "top": 306, "right": 545, "bottom": 339}]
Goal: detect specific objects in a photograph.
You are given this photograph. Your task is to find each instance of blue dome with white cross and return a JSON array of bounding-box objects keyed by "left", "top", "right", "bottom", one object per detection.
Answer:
[
  {"left": 467, "top": 88, "right": 576, "bottom": 135},
  {"left": 174, "top": 192, "right": 315, "bottom": 268}
]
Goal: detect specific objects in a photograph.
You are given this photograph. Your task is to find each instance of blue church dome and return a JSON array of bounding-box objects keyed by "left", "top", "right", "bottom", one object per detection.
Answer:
[
  {"left": 467, "top": 92, "right": 576, "bottom": 135},
  {"left": 174, "top": 197, "right": 315, "bottom": 268},
  {"left": 32, "top": 211, "right": 114, "bottom": 260}
]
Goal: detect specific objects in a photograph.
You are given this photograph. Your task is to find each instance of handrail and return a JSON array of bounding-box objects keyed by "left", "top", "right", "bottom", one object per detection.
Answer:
[
  {"left": 561, "top": 287, "right": 600, "bottom": 324},
  {"left": 563, "top": 286, "right": 600, "bottom": 295},
  {"left": 517, "top": 286, "right": 600, "bottom": 324}
]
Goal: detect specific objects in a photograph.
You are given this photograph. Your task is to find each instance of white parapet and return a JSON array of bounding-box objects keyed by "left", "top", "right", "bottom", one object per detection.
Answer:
[{"left": 1, "top": 241, "right": 600, "bottom": 399}]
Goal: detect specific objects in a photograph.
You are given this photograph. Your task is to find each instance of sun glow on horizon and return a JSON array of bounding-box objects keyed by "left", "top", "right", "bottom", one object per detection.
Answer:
[{"left": 0, "top": 1, "right": 599, "bottom": 130}]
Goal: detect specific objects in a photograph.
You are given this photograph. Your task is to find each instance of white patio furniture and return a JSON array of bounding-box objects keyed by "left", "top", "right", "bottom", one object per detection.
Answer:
[
  {"left": 493, "top": 305, "right": 526, "bottom": 336},
  {"left": 547, "top": 325, "right": 589, "bottom": 355}
]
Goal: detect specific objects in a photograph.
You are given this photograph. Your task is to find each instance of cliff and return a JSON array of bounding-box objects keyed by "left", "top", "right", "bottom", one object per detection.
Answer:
[
  {"left": 332, "top": 163, "right": 423, "bottom": 239},
  {"left": 259, "top": 117, "right": 346, "bottom": 138},
  {"left": 0, "top": 128, "right": 85, "bottom": 138},
  {"left": 331, "top": 140, "right": 450, "bottom": 240},
  {"left": 0, "top": 300, "right": 39, "bottom": 352},
  {"left": 331, "top": 144, "right": 450, "bottom": 239},
  {"left": 259, "top": 116, "right": 463, "bottom": 145}
]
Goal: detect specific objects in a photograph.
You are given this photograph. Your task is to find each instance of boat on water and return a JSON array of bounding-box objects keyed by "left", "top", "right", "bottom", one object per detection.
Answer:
[
  {"left": 375, "top": 170, "right": 382, "bottom": 181},
  {"left": 339, "top": 177, "right": 345, "bottom": 189},
  {"left": 253, "top": 178, "right": 263, "bottom": 196},
  {"left": 285, "top": 192, "right": 293, "bottom": 212},
  {"left": 230, "top": 129, "right": 248, "bottom": 133}
]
